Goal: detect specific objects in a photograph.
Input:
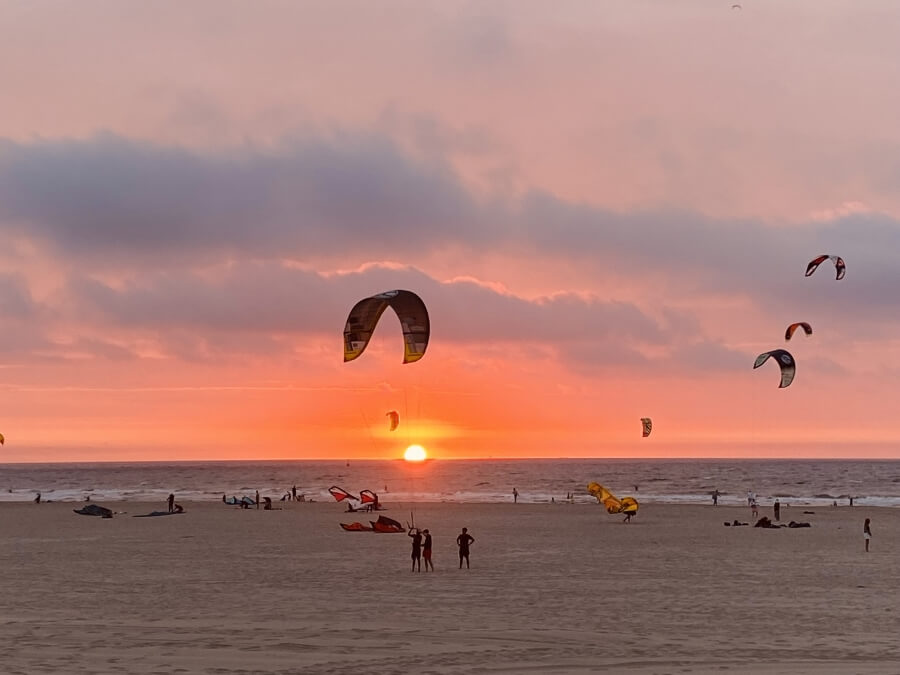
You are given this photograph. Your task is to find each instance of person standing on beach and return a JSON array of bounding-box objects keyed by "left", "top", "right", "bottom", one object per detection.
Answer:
[
  {"left": 167, "top": 493, "right": 175, "bottom": 513},
  {"left": 712, "top": 490, "right": 719, "bottom": 506},
  {"left": 422, "top": 529, "right": 434, "bottom": 571},
  {"left": 291, "top": 485, "right": 297, "bottom": 502},
  {"left": 409, "top": 528, "right": 423, "bottom": 572},
  {"left": 513, "top": 487, "right": 518, "bottom": 504},
  {"left": 457, "top": 527, "right": 474, "bottom": 569},
  {"left": 750, "top": 496, "right": 758, "bottom": 519},
  {"left": 255, "top": 490, "right": 260, "bottom": 510},
  {"left": 773, "top": 499, "right": 781, "bottom": 522},
  {"left": 864, "top": 518, "right": 872, "bottom": 552}
]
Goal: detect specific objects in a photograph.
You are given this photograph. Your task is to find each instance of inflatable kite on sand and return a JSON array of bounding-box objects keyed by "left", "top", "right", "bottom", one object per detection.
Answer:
[{"left": 587, "top": 483, "right": 639, "bottom": 517}]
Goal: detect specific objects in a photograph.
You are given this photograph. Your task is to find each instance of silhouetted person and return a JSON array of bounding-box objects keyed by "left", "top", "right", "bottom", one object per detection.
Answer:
[
  {"left": 774, "top": 499, "right": 781, "bottom": 521},
  {"left": 849, "top": 496, "right": 854, "bottom": 507},
  {"left": 264, "top": 496, "right": 273, "bottom": 510},
  {"left": 255, "top": 490, "right": 260, "bottom": 510},
  {"left": 173, "top": 503, "right": 184, "bottom": 514},
  {"left": 513, "top": 487, "right": 518, "bottom": 504},
  {"left": 712, "top": 490, "right": 719, "bottom": 506},
  {"left": 864, "top": 518, "right": 872, "bottom": 552},
  {"left": 167, "top": 493, "right": 175, "bottom": 513},
  {"left": 409, "top": 528, "right": 423, "bottom": 572},
  {"left": 34, "top": 492, "right": 41, "bottom": 504},
  {"left": 422, "top": 529, "right": 434, "bottom": 571},
  {"left": 457, "top": 527, "right": 474, "bottom": 569},
  {"left": 292, "top": 485, "right": 297, "bottom": 501}
]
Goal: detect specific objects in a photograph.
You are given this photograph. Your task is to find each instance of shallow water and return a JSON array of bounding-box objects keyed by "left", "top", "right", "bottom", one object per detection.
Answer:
[{"left": 2, "top": 458, "right": 899, "bottom": 507}]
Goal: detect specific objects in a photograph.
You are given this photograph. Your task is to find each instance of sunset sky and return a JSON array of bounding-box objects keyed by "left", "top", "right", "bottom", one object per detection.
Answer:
[{"left": 2, "top": 1, "right": 900, "bottom": 461}]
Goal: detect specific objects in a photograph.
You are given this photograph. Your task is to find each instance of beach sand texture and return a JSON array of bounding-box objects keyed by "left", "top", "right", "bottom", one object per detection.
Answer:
[{"left": 1, "top": 501, "right": 898, "bottom": 674}]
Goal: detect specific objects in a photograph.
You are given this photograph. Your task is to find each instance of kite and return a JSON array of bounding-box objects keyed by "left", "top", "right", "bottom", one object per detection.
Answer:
[
  {"left": 587, "top": 483, "right": 639, "bottom": 516},
  {"left": 328, "top": 486, "right": 359, "bottom": 502},
  {"left": 343, "top": 290, "right": 430, "bottom": 364},
  {"left": 371, "top": 515, "right": 405, "bottom": 533},
  {"left": 641, "top": 417, "right": 652, "bottom": 437},
  {"left": 360, "top": 490, "right": 380, "bottom": 507},
  {"left": 784, "top": 322, "right": 812, "bottom": 341},
  {"left": 0, "top": 432, "right": 4, "bottom": 445},
  {"left": 386, "top": 410, "right": 400, "bottom": 432},
  {"left": 805, "top": 255, "right": 845, "bottom": 280},
  {"left": 753, "top": 349, "right": 795, "bottom": 388},
  {"left": 340, "top": 522, "right": 373, "bottom": 531}
]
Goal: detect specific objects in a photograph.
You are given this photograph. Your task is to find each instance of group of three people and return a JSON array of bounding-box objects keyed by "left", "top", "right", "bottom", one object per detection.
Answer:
[{"left": 408, "top": 527, "right": 475, "bottom": 571}]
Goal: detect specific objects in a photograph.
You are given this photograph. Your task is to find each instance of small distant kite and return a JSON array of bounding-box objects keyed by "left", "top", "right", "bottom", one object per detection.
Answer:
[
  {"left": 343, "top": 290, "right": 430, "bottom": 364},
  {"left": 641, "top": 418, "right": 652, "bottom": 437},
  {"left": 732, "top": 3, "right": 742, "bottom": 8},
  {"left": 386, "top": 410, "right": 399, "bottom": 432},
  {"left": 805, "top": 255, "right": 845, "bottom": 280},
  {"left": 753, "top": 349, "right": 795, "bottom": 388},
  {"left": 0, "top": 432, "right": 4, "bottom": 445},
  {"left": 784, "top": 322, "right": 813, "bottom": 341}
]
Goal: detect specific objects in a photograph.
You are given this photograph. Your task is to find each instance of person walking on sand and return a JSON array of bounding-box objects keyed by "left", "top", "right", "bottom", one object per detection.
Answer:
[
  {"left": 750, "top": 496, "right": 759, "bottom": 519},
  {"left": 422, "top": 529, "right": 434, "bottom": 571},
  {"left": 167, "top": 493, "right": 175, "bottom": 513},
  {"left": 864, "top": 518, "right": 872, "bottom": 552},
  {"left": 513, "top": 487, "right": 518, "bottom": 504},
  {"left": 457, "top": 527, "right": 475, "bottom": 569},
  {"left": 409, "top": 528, "right": 423, "bottom": 572},
  {"left": 712, "top": 490, "right": 719, "bottom": 506},
  {"left": 774, "top": 499, "right": 781, "bottom": 522}
]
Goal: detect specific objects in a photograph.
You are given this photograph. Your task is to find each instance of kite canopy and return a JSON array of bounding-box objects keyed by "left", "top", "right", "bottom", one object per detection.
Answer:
[
  {"left": 805, "top": 254, "right": 845, "bottom": 280},
  {"left": 359, "top": 489, "right": 379, "bottom": 505},
  {"left": 587, "top": 483, "right": 639, "bottom": 515},
  {"left": 328, "top": 486, "right": 359, "bottom": 502},
  {"left": 0, "top": 432, "right": 4, "bottom": 445},
  {"left": 386, "top": 410, "right": 400, "bottom": 432},
  {"left": 784, "top": 322, "right": 813, "bottom": 341},
  {"left": 640, "top": 417, "right": 652, "bottom": 437},
  {"left": 343, "top": 290, "right": 430, "bottom": 364},
  {"left": 753, "top": 349, "right": 795, "bottom": 388},
  {"left": 371, "top": 515, "right": 405, "bottom": 533}
]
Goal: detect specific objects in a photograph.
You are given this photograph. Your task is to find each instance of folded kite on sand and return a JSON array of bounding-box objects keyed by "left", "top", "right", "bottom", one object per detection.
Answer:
[
  {"left": 73, "top": 504, "right": 113, "bottom": 518},
  {"left": 133, "top": 511, "right": 183, "bottom": 518}
]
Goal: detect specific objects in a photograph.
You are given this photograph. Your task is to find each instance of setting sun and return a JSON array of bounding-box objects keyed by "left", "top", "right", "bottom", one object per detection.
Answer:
[{"left": 403, "top": 444, "right": 427, "bottom": 462}]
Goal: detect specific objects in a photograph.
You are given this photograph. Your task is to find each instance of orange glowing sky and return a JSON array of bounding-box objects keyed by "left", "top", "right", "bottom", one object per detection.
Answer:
[{"left": 2, "top": 1, "right": 900, "bottom": 461}]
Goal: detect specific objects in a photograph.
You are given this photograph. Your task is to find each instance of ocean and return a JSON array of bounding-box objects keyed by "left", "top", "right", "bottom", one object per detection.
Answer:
[{"left": 2, "top": 459, "right": 899, "bottom": 507}]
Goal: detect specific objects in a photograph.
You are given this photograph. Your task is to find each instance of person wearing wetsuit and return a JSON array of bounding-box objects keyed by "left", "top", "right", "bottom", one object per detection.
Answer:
[
  {"left": 457, "top": 527, "right": 474, "bottom": 569},
  {"left": 409, "top": 528, "right": 423, "bottom": 572},
  {"left": 167, "top": 493, "right": 175, "bottom": 513},
  {"left": 422, "top": 529, "right": 434, "bottom": 572}
]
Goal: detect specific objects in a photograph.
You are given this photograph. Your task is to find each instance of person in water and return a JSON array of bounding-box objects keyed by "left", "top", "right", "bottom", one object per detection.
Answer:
[
  {"left": 167, "top": 493, "right": 175, "bottom": 513},
  {"left": 864, "top": 518, "right": 872, "bottom": 552},
  {"left": 422, "top": 529, "right": 434, "bottom": 572},
  {"left": 409, "top": 528, "right": 423, "bottom": 572},
  {"left": 457, "top": 527, "right": 474, "bottom": 569}
]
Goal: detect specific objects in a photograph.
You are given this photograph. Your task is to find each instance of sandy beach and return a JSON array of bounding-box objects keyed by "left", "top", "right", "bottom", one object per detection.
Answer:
[{"left": 1, "top": 499, "right": 898, "bottom": 674}]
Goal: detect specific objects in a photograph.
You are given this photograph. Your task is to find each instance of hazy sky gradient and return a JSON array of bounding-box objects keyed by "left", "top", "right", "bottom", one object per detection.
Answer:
[{"left": 2, "top": 1, "right": 899, "bottom": 460}]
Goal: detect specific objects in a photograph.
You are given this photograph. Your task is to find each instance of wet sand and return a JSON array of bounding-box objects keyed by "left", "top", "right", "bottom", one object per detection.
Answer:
[{"left": 1, "top": 500, "right": 897, "bottom": 674}]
